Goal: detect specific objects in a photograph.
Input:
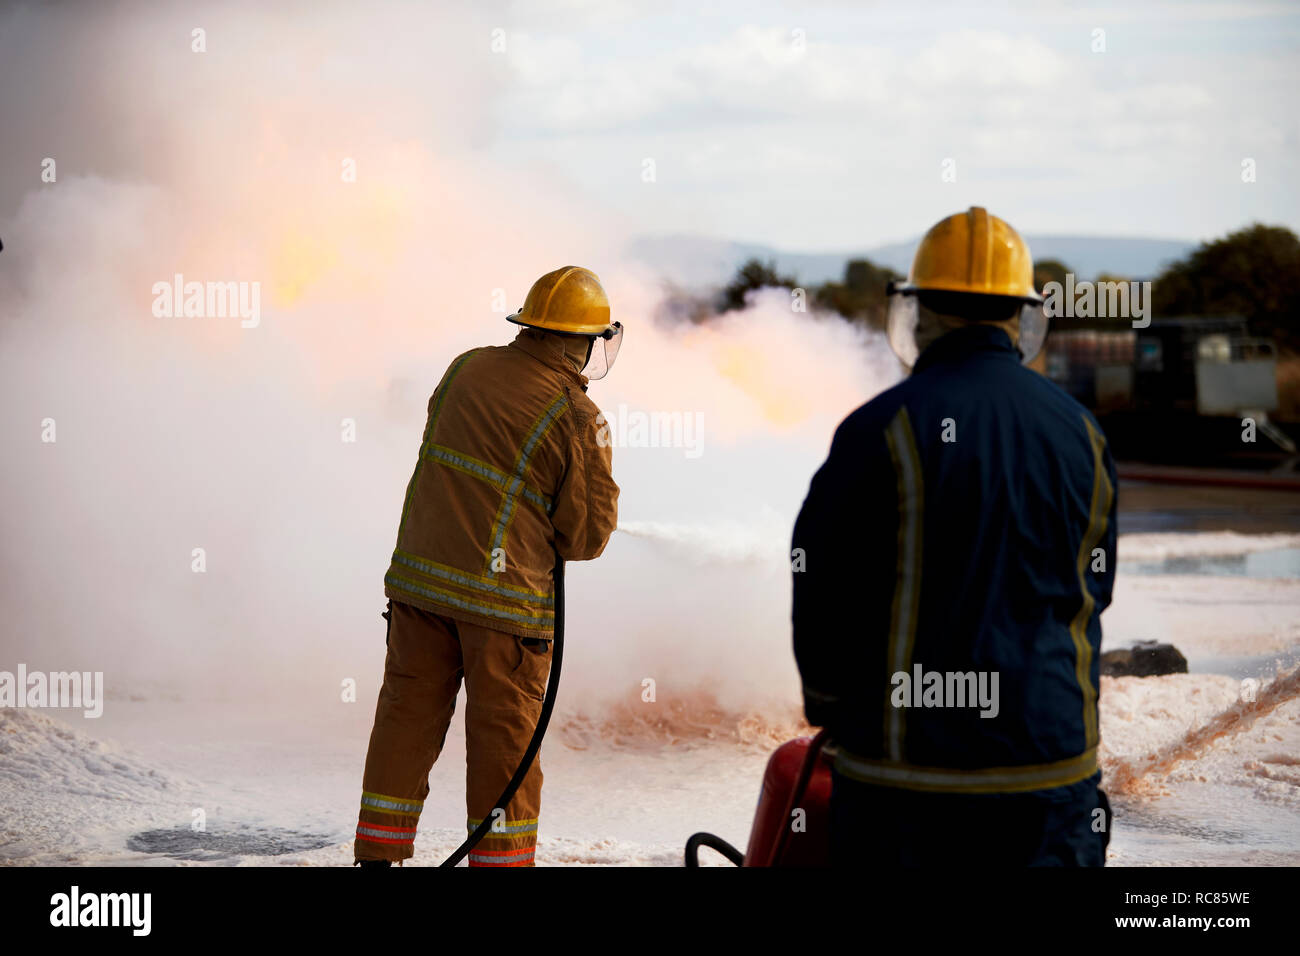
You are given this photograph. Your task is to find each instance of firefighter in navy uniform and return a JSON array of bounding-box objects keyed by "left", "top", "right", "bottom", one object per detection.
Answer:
[{"left": 792, "top": 208, "right": 1116, "bottom": 866}]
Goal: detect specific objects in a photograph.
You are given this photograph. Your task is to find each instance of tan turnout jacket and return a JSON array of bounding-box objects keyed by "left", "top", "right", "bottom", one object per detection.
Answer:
[{"left": 384, "top": 329, "right": 618, "bottom": 637}]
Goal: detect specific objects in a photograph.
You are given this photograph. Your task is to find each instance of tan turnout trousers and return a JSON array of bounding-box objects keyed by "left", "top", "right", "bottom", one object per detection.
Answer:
[{"left": 354, "top": 600, "right": 551, "bottom": 866}]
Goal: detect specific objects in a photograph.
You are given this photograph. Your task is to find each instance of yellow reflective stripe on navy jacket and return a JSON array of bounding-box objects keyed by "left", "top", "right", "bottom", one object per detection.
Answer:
[
  {"left": 883, "top": 406, "right": 924, "bottom": 762},
  {"left": 792, "top": 327, "right": 1112, "bottom": 795},
  {"left": 1072, "top": 416, "right": 1113, "bottom": 750},
  {"left": 860, "top": 405, "right": 1102, "bottom": 793},
  {"left": 833, "top": 747, "right": 1100, "bottom": 794}
]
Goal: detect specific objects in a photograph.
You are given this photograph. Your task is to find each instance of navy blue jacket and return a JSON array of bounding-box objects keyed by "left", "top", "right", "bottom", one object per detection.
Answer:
[{"left": 792, "top": 324, "right": 1117, "bottom": 794}]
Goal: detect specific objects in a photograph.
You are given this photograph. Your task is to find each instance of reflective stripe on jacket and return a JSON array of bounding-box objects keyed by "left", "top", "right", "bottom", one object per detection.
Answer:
[
  {"left": 384, "top": 329, "right": 618, "bottom": 637},
  {"left": 792, "top": 323, "right": 1117, "bottom": 794}
]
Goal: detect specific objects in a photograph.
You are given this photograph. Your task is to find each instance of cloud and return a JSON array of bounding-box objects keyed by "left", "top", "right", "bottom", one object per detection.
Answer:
[{"left": 486, "top": 4, "right": 1298, "bottom": 245}]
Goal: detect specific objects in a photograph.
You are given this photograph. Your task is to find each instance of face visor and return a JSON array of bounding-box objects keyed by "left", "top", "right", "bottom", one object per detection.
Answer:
[
  {"left": 886, "top": 282, "right": 1047, "bottom": 370},
  {"left": 581, "top": 321, "right": 623, "bottom": 380}
]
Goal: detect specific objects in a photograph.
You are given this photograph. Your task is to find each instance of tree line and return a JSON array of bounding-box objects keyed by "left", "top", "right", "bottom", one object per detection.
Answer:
[{"left": 708, "top": 223, "right": 1300, "bottom": 353}]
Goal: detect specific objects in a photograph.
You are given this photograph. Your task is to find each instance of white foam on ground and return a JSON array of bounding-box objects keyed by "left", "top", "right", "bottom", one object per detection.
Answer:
[
  {"left": 0, "top": 708, "right": 198, "bottom": 864},
  {"left": 1101, "top": 671, "right": 1300, "bottom": 801},
  {"left": 1100, "top": 670, "right": 1300, "bottom": 866}
]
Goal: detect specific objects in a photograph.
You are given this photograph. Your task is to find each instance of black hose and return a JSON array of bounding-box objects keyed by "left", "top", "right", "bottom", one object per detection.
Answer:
[
  {"left": 684, "top": 832, "right": 745, "bottom": 867},
  {"left": 440, "top": 555, "right": 565, "bottom": 868}
]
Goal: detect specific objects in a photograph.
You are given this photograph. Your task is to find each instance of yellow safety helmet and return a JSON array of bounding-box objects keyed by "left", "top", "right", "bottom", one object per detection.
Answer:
[
  {"left": 507, "top": 266, "right": 615, "bottom": 336},
  {"left": 507, "top": 266, "right": 624, "bottom": 380},
  {"left": 887, "top": 207, "right": 1047, "bottom": 368},
  {"left": 903, "top": 206, "right": 1041, "bottom": 301}
]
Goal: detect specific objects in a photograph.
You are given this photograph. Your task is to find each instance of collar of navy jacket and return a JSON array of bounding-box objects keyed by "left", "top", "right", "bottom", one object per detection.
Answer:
[{"left": 912, "top": 322, "right": 1020, "bottom": 375}]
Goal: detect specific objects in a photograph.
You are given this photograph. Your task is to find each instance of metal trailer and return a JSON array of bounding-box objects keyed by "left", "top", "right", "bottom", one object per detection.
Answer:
[{"left": 1044, "top": 316, "right": 1294, "bottom": 454}]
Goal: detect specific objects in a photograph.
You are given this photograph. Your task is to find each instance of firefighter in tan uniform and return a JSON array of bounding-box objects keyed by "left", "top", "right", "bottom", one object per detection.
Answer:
[{"left": 354, "top": 266, "right": 622, "bottom": 866}]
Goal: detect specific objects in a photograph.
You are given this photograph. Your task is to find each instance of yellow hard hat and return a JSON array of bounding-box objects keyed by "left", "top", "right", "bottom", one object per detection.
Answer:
[
  {"left": 904, "top": 207, "right": 1041, "bottom": 303},
  {"left": 507, "top": 266, "right": 614, "bottom": 336}
]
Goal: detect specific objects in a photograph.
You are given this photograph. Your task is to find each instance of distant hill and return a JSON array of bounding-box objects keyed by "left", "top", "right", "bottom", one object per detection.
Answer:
[{"left": 627, "top": 234, "right": 1197, "bottom": 290}]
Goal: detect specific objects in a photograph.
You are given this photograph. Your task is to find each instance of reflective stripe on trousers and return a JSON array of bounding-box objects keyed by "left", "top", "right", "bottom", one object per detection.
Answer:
[{"left": 354, "top": 602, "right": 547, "bottom": 864}]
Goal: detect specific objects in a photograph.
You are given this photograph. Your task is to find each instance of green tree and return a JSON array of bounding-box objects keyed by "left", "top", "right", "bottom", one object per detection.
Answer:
[
  {"left": 1033, "top": 258, "right": 1071, "bottom": 293},
  {"left": 718, "top": 258, "right": 798, "bottom": 313},
  {"left": 815, "top": 257, "right": 901, "bottom": 329},
  {"left": 1152, "top": 224, "right": 1300, "bottom": 349}
]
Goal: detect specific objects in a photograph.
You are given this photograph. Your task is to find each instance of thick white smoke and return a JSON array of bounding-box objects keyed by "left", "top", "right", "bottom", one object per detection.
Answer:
[{"left": 0, "top": 1, "right": 903, "bottom": 730}]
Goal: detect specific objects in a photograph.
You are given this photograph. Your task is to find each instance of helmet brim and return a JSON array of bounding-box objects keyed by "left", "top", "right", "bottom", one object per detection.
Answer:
[{"left": 506, "top": 311, "right": 615, "bottom": 336}]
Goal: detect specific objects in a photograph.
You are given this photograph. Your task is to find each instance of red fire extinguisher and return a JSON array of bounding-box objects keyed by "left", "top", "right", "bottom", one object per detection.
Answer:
[{"left": 685, "top": 729, "right": 833, "bottom": 867}]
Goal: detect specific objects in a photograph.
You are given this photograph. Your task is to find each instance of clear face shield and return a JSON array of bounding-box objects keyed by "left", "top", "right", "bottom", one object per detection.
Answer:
[
  {"left": 885, "top": 285, "right": 923, "bottom": 369},
  {"left": 1016, "top": 304, "right": 1048, "bottom": 366},
  {"left": 581, "top": 321, "right": 623, "bottom": 381},
  {"left": 886, "top": 282, "right": 1047, "bottom": 370}
]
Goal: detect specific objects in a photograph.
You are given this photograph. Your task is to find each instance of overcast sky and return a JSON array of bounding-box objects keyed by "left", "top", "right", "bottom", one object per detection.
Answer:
[
  {"left": 2, "top": 0, "right": 1297, "bottom": 254},
  {"left": 487, "top": 0, "right": 1300, "bottom": 249}
]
